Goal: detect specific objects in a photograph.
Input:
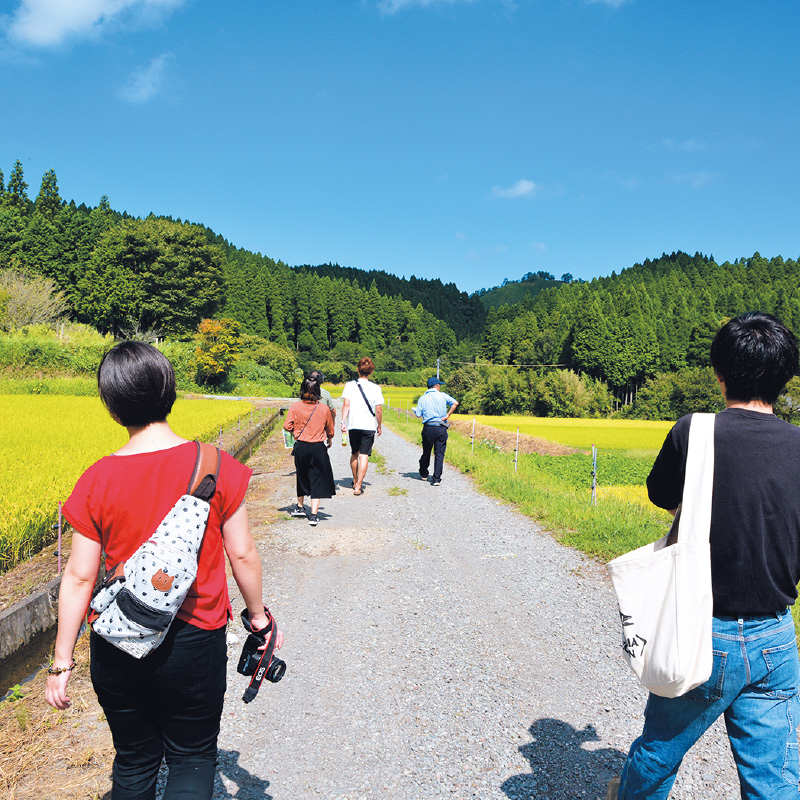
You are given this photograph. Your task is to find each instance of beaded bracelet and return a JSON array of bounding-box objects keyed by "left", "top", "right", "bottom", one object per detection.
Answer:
[{"left": 47, "top": 659, "right": 76, "bottom": 676}]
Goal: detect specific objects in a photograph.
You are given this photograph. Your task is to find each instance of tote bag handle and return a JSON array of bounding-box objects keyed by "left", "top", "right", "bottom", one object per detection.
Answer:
[{"left": 672, "top": 412, "right": 715, "bottom": 547}]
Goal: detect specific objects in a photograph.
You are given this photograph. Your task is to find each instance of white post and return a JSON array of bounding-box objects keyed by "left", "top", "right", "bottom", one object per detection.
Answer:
[
  {"left": 514, "top": 427, "right": 519, "bottom": 474},
  {"left": 471, "top": 417, "right": 475, "bottom": 454}
]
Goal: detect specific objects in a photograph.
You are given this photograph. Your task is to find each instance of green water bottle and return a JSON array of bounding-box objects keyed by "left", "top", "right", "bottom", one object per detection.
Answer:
[{"left": 341, "top": 430, "right": 348, "bottom": 447}]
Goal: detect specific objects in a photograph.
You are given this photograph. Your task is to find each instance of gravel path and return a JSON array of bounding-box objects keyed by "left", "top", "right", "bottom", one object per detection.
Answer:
[{"left": 214, "top": 423, "right": 740, "bottom": 799}]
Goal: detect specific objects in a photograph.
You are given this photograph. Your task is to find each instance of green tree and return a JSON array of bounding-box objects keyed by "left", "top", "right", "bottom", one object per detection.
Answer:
[
  {"left": 77, "top": 218, "right": 225, "bottom": 335},
  {"left": 34, "top": 169, "right": 62, "bottom": 220},
  {"left": 5, "top": 160, "right": 29, "bottom": 212}
]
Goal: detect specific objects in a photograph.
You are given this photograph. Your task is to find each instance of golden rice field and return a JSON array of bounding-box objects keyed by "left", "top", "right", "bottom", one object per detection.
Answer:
[
  {"left": 456, "top": 414, "right": 673, "bottom": 452},
  {"left": 2, "top": 395, "right": 251, "bottom": 572},
  {"left": 324, "top": 384, "right": 422, "bottom": 407}
]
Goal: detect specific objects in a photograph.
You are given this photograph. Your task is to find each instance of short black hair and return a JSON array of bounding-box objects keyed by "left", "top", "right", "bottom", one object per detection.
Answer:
[
  {"left": 710, "top": 311, "right": 798, "bottom": 405},
  {"left": 299, "top": 377, "right": 321, "bottom": 402},
  {"left": 98, "top": 341, "right": 177, "bottom": 427},
  {"left": 309, "top": 370, "right": 325, "bottom": 383}
]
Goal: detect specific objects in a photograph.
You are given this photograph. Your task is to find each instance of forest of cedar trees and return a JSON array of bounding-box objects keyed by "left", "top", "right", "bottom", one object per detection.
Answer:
[{"left": 3, "top": 160, "right": 800, "bottom": 422}]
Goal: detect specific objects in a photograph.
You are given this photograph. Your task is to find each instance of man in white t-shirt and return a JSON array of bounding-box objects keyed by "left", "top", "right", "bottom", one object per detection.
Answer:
[{"left": 341, "top": 357, "right": 384, "bottom": 495}]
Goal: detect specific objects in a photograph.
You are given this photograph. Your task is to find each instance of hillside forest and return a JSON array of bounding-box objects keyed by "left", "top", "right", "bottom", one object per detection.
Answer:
[{"left": 2, "top": 161, "right": 800, "bottom": 422}]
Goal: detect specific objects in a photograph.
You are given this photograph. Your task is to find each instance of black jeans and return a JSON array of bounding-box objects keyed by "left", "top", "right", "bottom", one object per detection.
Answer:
[
  {"left": 90, "top": 619, "right": 227, "bottom": 800},
  {"left": 419, "top": 424, "right": 449, "bottom": 482}
]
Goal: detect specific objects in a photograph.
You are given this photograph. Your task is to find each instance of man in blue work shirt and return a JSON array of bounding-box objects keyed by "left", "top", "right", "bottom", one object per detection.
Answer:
[{"left": 413, "top": 377, "right": 459, "bottom": 486}]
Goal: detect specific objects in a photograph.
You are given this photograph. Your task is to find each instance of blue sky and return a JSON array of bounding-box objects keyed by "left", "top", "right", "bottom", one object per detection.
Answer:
[{"left": 1, "top": 0, "right": 798, "bottom": 294}]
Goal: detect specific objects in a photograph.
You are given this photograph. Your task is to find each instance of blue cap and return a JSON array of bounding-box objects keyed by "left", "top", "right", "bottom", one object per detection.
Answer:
[{"left": 427, "top": 376, "right": 443, "bottom": 388}]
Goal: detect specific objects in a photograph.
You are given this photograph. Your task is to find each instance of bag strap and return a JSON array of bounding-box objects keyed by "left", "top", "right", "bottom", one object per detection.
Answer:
[
  {"left": 357, "top": 382, "right": 376, "bottom": 417},
  {"left": 673, "top": 412, "right": 715, "bottom": 546},
  {"left": 294, "top": 403, "right": 319, "bottom": 443},
  {"left": 187, "top": 441, "right": 222, "bottom": 502}
]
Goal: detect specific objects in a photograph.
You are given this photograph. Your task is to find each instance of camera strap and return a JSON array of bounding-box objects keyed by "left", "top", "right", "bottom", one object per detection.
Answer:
[{"left": 242, "top": 612, "right": 279, "bottom": 704}]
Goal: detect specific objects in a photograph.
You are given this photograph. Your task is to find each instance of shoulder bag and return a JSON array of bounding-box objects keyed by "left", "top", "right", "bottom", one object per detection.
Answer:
[
  {"left": 88, "top": 442, "right": 221, "bottom": 658},
  {"left": 606, "top": 412, "right": 714, "bottom": 697}
]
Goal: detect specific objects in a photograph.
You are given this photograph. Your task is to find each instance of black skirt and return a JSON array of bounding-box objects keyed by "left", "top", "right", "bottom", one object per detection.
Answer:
[{"left": 293, "top": 440, "right": 336, "bottom": 498}]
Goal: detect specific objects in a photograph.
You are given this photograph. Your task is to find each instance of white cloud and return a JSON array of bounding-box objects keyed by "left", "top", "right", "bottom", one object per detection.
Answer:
[
  {"left": 587, "top": 0, "right": 630, "bottom": 8},
  {"left": 377, "top": 0, "right": 478, "bottom": 13},
  {"left": 4, "top": 0, "right": 184, "bottom": 47},
  {"left": 491, "top": 178, "right": 539, "bottom": 199},
  {"left": 604, "top": 170, "right": 642, "bottom": 190},
  {"left": 663, "top": 171, "right": 720, "bottom": 190},
  {"left": 118, "top": 51, "right": 173, "bottom": 103}
]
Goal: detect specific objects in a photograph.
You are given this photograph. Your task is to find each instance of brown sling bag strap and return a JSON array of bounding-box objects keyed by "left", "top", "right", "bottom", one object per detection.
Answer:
[{"left": 188, "top": 441, "right": 222, "bottom": 502}]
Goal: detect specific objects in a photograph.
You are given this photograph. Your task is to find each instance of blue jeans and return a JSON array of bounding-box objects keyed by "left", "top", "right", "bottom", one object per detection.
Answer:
[{"left": 619, "top": 609, "right": 800, "bottom": 799}]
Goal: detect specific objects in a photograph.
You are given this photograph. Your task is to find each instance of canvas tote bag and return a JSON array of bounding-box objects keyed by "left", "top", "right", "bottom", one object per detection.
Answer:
[{"left": 607, "top": 412, "right": 715, "bottom": 698}]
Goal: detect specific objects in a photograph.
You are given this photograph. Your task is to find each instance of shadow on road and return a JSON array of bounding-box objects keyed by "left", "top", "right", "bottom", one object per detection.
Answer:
[
  {"left": 215, "top": 749, "right": 273, "bottom": 798},
  {"left": 398, "top": 470, "right": 427, "bottom": 482},
  {"left": 501, "top": 718, "right": 626, "bottom": 800}
]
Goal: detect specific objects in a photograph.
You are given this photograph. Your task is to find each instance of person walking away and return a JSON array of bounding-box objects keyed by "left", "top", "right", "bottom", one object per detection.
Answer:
[
  {"left": 309, "top": 369, "right": 336, "bottom": 429},
  {"left": 284, "top": 376, "right": 335, "bottom": 526},
  {"left": 613, "top": 311, "right": 800, "bottom": 800},
  {"left": 413, "top": 376, "right": 459, "bottom": 486},
  {"left": 45, "top": 341, "right": 282, "bottom": 800},
  {"left": 340, "top": 357, "right": 384, "bottom": 495}
]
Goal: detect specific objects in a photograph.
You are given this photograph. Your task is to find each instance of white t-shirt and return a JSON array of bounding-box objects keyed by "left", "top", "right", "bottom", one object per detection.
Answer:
[{"left": 342, "top": 378, "right": 385, "bottom": 432}]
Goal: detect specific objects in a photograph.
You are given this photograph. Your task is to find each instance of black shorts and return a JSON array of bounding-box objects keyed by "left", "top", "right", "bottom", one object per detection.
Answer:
[{"left": 349, "top": 429, "right": 375, "bottom": 456}]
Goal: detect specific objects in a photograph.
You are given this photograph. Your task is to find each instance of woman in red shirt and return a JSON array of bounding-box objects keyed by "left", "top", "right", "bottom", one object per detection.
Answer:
[
  {"left": 45, "top": 341, "right": 280, "bottom": 800},
  {"left": 284, "top": 376, "right": 335, "bottom": 527}
]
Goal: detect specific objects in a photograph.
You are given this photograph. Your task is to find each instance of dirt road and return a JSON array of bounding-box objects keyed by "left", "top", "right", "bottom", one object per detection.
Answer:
[{"left": 216, "top": 423, "right": 739, "bottom": 800}]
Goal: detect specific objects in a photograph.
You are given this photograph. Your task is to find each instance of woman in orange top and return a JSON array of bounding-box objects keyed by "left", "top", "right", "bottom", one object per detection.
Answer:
[{"left": 284, "top": 376, "right": 335, "bottom": 526}]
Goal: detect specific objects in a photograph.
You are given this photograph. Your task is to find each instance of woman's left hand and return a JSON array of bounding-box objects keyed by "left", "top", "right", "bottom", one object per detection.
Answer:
[
  {"left": 45, "top": 669, "right": 73, "bottom": 710},
  {"left": 326, "top": 437, "right": 332, "bottom": 449}
]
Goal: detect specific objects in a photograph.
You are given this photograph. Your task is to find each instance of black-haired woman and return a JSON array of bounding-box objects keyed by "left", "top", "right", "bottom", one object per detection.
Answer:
[
  {"left": 284, "top": 377, "right": 335, "bottom": 526},
  {"left": 45, "top": 341, "right": 281, "bottom": 800}
]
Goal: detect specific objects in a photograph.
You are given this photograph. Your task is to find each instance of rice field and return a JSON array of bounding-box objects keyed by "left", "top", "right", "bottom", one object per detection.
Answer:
[
  {"left": 2, "top": 395, "right": 251, "bottom": 572},
  {"left": 457, "top": 414, "right": 673, "bottom": 453},
  {"left": 324, "top": 384, "right": 422, "bottom": 407}
]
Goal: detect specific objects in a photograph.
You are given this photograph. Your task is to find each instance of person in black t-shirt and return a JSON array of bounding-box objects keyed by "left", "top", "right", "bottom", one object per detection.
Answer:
[{"left": 615, "top": 312, "right": 800, "bottom": 800}]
